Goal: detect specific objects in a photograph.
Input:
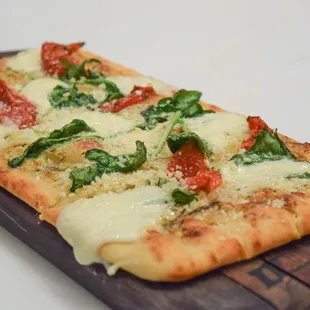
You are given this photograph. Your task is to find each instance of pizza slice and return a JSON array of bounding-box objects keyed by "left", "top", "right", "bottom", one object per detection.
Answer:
[{"left": 0, "top": 42, "right": 309, "bottom": 282}]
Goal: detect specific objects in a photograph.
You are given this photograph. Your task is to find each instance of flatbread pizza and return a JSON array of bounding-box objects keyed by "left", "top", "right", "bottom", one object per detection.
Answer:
[{"left": 0, "top": 42, "right": 309, "bottom": 281}]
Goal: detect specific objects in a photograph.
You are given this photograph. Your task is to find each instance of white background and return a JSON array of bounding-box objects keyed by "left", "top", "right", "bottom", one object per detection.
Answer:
[{"left": 1, "top": 0, "right": 310, "bottom": 309}]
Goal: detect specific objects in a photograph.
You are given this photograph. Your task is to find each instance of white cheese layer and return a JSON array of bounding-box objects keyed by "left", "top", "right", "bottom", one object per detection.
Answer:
[
  {"left": 221, "top": 159, "right": 310, "bottom": 198},
  {"left": 37, "top": 108, "right": 137, "bottom": 137},
  {"left": 0, "top": 123, "right": 17, "bottom": 146},
  {"left": 104, "top": 124, "right": 167, "bottom": 156},
  {"left": 186, "top": 112, "right": 248, "bottom": 154},
  {"left": 21, "top": 78, "right": 67, "bottom": 117},
  {"left": 107, "top": 76, "right": 177, "bottom": 96},
  {"left": 56, "top": 186, "right": 172, "bottom": 265},
  {"left": 6, "top": 48, "right": 42, "bottom": 73}
]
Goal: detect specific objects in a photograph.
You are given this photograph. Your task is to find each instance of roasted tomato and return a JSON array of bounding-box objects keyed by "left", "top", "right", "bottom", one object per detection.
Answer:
[
  {"left": 0, "top": 79, "right": 37, "bottom": 128},
  {"left": 241, "top": 116, "right": 269, "bottom": 150},
  {"left": 41, "top": 42, "right": 84, "bottom": 76},
  {"left": 167, "top": 141, "right": 222, "bottom": 192},
  {"left": 99, "top": 86, "right": 156, "bottom": 113}
]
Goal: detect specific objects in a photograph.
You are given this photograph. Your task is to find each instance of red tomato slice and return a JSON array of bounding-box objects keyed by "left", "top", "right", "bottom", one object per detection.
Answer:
[
  {"left": 99, "top": 86, "right": 156, "bottom": 113},
  {"left": 167, "top": 141, "right": 222, "bottom": 192},
  {"left": 241, "top": 116, "right": 269, "bottom": 150},
  {"left": 41, "top": 42, "right": 84, "bottom": 77},
  {"left": 186, "top": 170, "right": 222, "bottom": 191},
  {"left": 167, "top": 142, "right": 208, "bottom": 179},
  {"left": 0, "top": 79, "right": 37, "bottom": 129}
]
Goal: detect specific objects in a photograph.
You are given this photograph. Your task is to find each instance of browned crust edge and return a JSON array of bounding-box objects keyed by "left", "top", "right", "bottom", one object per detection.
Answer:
[{"left": 0, "top": 159, "right": 58, "bottom": 212}]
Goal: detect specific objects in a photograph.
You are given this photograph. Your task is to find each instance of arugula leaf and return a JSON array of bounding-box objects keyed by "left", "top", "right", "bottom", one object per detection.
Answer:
[
  {"left": 167, "top": 132, "right": 212, "bottom": 156},
  {"left": 49, "top": 85, "right": 97, "bottom": 108},
  {"left": 172, "top": 188, "right": 197, "bottom": 204},
  {"left": 61, "top": 59, "right": 102, "bottom": 81},
  {"left": 140, "top": 89, "right": 215, "bottom": 129},
  {"left": 8, "top": 120, "right": 98, "bottom": 168},
  {"left": 231, "top": 128, "right": 298, "bottom": 165},
  {"left": 69, "top": 140, "right": 147, "bottom": 191},
  {"left": 287, "top": 172, "right": 310, "bottom": 179}
]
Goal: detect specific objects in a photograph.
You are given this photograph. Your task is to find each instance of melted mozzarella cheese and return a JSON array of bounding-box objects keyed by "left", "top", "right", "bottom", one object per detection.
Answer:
[
  {"left": 104, "top": 124, "right": 167, "bottom": 156},
  {"left": 221, "top": 159, "right": 310, "bottom": 198},
  {"left": 6, "top": 48, "right": 42, "bottom": 73},
  {"left": 21, "top": 78, "right": 67, "bottom": 116},
  {"left": 107, "top": 76, "right": 177, "bottom": 96},
  {"left": 37, "top": 108, "right": 137, "bottom": 137},
  {"left": 186, "top": 112, "right": 248, "bottom": 154},
  {"left": 0, "top": 124, "right": 17, "bottom": 146},
  {"left": 56, "top": 186, "right": 172, "bottom": 265}
]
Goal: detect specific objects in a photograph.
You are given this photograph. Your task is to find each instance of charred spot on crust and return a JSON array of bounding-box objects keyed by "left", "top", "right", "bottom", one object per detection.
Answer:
[{"left": 183, "top": 229, "right": 202, "bottom": 238}]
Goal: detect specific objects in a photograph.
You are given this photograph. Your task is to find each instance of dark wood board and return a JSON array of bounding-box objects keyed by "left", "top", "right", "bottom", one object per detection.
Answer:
[
  {"left": 0, "top": 49, "right": 310, "bottom": 310},
  {"left": 0, "top": 188, "right": 271, "bottom": 310}
]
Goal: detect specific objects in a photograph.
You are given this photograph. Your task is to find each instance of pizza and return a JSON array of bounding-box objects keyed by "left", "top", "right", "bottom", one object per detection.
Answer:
[{"left": 0, "top": 42, "right": 310, "bottom": 282}]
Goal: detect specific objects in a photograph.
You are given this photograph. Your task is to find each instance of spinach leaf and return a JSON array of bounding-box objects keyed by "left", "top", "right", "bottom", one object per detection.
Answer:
[
  {"left": 8, "top": 119, "right": 98, "bottom": 168},
  {"left": 172, "top": 188, "right": 197, "bottom": 204},
  {"left": 70, "top": 165, "right": 100, "bottom": 193},
  {"left": 167, "top": 132, "right": 212, "bottom": 156},
  {"left": 99, "top": 79, "right": 124, "bottom": 102},
  {"left": 48, "top": 119, "right": 94, "bottom": 139},
  {"left": 69, "top": 140, "right": 147, "bottom": 191},
  {"left": 49, "top": 85, "right": 97, "bottom": 108},
  {"left": 287, "top": 172, "right": 310, "bottom": 179},
  {"left": 86, "top": 140, "right": 147, "bottom": 173},
  {"left": 60, "top": 59, "right": 124, "bottom": 103},
  {"left": 140, "top": 89, "right": 215, "bottom": 129},
  {"left": 61, "top": 59, "right": 102, "bottom": 81},
  {"left": 231, "top": 128, "right": 298, "bottom": 165}
]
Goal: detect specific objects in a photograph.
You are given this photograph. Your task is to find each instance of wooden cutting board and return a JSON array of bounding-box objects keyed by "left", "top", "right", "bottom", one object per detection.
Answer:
[{"left": 1, "top": 50, "right": 310, "bottom": 310}]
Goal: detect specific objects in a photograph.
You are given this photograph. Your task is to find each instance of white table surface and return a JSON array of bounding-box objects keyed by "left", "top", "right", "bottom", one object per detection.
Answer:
[{"left": 1, "top": 0, "right": 310, "bottom": 309}]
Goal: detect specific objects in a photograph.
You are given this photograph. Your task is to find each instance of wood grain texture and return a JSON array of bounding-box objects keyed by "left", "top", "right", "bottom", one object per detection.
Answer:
[
  {"left": 0, "top": 188, "right": 271, "bottom": 310},
  {"left": 224, "top": 258, "right": 310, "bottom": 309},
  {"left": 263, "top": 236, "right": 310, "bottom": 287}
]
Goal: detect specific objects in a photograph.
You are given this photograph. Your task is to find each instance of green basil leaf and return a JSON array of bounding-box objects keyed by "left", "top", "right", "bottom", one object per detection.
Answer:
[
  {"left": 140, "top": 89, "right": 215, "bottom": 129},
  {"left": 286, "top": 172, "right": 310, "bottom": 179},
  {"left": 172, "top": 188, "right": 197, "bottom": 204},
  {"left": 8, "top": 119, "right": 97, "bottom": 168},
  {"left": 231, "top": 128, "right": 298, "bottom": 165},
  {"left": 49, "top": 85, "right": 97, "bottom": 108},
  {"left": 69, "top": 140, "right": 147, "bottom": 191},
  {"left": 167, "top": 132, "right": 212, "bottom": 156}
]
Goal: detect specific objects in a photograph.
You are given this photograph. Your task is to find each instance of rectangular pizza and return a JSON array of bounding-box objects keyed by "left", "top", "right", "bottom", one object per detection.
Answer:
[{"left": 0, "top": 42, "right": 309, "bottom": 282}]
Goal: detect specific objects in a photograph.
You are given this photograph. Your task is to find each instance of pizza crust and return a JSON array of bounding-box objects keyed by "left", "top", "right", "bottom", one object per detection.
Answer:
[
  {"left": 0, "top": 158, "right": 58, "bottom": 211},
  {"left": 99, "top": 194, "right": 306, "bottom": 281}
]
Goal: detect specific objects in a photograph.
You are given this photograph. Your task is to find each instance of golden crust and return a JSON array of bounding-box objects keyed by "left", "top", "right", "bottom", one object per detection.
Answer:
[
  {"left": 98, "top": 197, "right": 305, "bottom": 281},
  {"left": 0, "top": 158, "right": 58, "bottom": 211},
  {"left": 0, "top": 48, "right": 310, "bottom": 282}
]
